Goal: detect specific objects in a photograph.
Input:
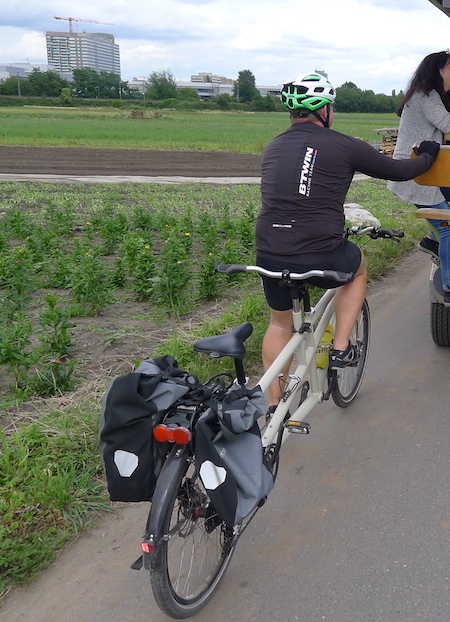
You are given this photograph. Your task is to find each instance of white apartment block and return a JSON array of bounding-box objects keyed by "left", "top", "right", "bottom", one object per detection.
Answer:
[
  {"left": 190, "top": 72, "right": 234, "bottom": 85},
  {"left": 46, "top": 31, "right": 120, "bottom": 76},
  {"left": 176, "top": 80, "right": 281, "bottom": 99}
]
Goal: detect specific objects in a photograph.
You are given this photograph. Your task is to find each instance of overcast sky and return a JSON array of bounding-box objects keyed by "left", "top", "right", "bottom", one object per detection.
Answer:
[{"left": 2, "top": 0, "right": 450, "bottom": 94}]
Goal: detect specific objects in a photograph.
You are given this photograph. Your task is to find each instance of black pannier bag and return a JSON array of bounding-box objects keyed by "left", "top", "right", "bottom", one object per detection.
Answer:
[
  {"left": 194, "top": 384, "right": 274, "bottom": 527},
  {"left": 99, "top": 355, "right": 196, "bottom": 502}
]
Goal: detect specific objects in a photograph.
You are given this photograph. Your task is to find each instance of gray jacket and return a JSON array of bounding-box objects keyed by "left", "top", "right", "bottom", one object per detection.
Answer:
[{"left": 388, "top": 90, "right": 450, "bottom": 205}]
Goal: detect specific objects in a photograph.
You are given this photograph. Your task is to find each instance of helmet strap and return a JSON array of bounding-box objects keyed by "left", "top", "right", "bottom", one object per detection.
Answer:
[{"left": 311, "top": 104, "right": 331, "bottom": 128}]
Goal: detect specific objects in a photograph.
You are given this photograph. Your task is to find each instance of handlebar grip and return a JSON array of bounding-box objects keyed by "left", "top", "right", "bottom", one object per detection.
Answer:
[
  {"left": 322, "top": 270, "right": 354, "bottom": 284},
  {"left": 215, "top": 263, "right": 248, "bottom": 274},
  {"left": 379, "top": 228, "right": 404, "bottom": 239}
]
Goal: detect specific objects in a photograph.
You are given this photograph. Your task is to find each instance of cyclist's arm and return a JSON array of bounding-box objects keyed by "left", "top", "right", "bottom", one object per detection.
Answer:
[{"left": 349, "top": 137, "right": 434, "bottom": 182}]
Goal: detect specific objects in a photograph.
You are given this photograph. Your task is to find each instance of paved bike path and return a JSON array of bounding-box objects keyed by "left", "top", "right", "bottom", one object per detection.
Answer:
[
  {"left": 0, "top": 173, "right": 262, "bottom": 185},
  {"left": 0, "top": 173, "right": 369, "bottom": 184},
  {"left": 3, "top": 250, "right": 450, "bottom": 622}
]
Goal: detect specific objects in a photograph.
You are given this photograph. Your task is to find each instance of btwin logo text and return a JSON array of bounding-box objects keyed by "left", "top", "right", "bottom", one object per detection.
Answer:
[{"left": 299, "top": 146, "right": 317, "bottom": 196}]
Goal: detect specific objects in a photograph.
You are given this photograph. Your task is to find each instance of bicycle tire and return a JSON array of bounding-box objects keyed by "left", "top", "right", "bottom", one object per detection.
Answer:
[
  {"left": 331, "top": 298, "right": 371, "bottom": 408},
  {"left": 430, "top": 302, "right": 450, "bottom": 346},
  {"left": 147, "top": 445, "right": 238, "bottom": 619}
]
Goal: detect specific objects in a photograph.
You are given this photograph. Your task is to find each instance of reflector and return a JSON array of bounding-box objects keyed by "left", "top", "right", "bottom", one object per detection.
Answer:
[
  {"left": 153, "top": 424, "right": 192, "bottom": 445},
  {"left": 141, "top": 542, "right": 156, "bottom": 554},
  {"left": 172, "top": 427, "right": 192, "bottom": 444},
  {"left": 153, "top": 425, "right": 171, "bottom": 443}
]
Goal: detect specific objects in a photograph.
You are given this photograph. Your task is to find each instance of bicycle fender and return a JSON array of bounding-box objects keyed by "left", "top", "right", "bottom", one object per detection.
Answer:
[{"left": 143, "top": 445, "right": 190, "bottom": 569}]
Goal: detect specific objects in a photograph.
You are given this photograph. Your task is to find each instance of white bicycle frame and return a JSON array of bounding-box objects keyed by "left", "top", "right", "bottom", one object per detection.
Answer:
[
  {"left": 258, "top": 286, "right": 336, "bottom": 448},
  {"left": 215, "top": 224, "right": 399, "bottom": 451}
]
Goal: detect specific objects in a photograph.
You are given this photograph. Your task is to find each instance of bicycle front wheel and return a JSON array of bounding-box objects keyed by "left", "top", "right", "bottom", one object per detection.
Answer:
[
  {"left": 430, "top": 302, "right": 450, "bottom": 346},
  {"left": 331, "top": 298, "right": 371, "bottom": 408},
  {"left": 147, "top": 446, "right": 238, "bottom": 619}
]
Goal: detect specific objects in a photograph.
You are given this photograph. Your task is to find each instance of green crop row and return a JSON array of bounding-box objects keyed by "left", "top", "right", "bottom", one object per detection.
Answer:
[{"left": 0, "top": 182, "right": 264, "bottom": 398}]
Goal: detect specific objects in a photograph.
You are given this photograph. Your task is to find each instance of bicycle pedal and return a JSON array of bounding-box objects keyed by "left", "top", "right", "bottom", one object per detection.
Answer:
[{"left": 284, "top": 420, "right": 311, "bottom": 434}]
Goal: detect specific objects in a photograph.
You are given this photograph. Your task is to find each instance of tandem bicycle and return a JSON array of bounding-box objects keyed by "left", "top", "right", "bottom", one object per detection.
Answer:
[{"left": 140, "top": 223, "right": 404, "bottom": 619}]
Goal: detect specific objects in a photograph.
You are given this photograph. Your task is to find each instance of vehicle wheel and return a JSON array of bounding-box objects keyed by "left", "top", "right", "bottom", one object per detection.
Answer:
[
  {"left": 148, "top": 448, "right": 238, "bottom": 619},
  {"left": 331, "top": 299, "right": 371, "bottom": 408},
  {"left": 430, "top": 302, "right": 450, "bottom": 346}
]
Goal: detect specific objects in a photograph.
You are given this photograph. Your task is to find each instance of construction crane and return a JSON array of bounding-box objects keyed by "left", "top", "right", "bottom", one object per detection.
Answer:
[{"left": 52, "top": 16, "right": 115, "bottom": 34}]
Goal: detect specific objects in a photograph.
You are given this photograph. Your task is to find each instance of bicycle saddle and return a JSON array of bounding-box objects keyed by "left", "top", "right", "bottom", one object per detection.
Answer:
[{"left": 193, "top": 322, "right": 253, "bottom": 359}]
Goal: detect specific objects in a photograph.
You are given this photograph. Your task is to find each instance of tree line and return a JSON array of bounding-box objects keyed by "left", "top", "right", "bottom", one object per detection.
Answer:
[
  {"left": 0, "top": 67, "right": 402, "bottom": 114},
  {"left": 231, "top": 71, "right": 402, "bottom": 113}
]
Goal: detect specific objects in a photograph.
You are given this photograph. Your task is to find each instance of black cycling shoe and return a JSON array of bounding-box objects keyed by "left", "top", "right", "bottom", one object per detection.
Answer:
[
  {"left": 329, "top": 343, "right": 360, "bottom": 370},
  {"left": 418, "top": 236, "right": 439, "bottom": 260}
]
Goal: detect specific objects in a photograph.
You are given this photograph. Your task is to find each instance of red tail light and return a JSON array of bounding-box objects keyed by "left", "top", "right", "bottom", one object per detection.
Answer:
[
  {"left": 141, "top": 541, "right": 156, "bottom": 554},
  {"left": 153, "top": 424, "right": 192, "bottom": 445}
]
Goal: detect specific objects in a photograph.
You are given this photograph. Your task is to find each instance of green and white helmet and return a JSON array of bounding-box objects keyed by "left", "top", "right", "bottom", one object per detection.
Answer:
[{"left": 281, "top": 73, "right": 336, "bottom": 111}]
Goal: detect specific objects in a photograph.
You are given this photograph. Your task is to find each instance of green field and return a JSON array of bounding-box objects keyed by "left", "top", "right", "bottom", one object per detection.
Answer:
[{"left": 0, "top": 107, "right": 399, "bottom": 151}]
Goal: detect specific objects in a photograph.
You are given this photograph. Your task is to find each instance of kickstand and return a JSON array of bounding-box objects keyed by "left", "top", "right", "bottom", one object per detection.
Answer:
[{"left": 130, "top": 555, "right": 143, "bottom": 570}]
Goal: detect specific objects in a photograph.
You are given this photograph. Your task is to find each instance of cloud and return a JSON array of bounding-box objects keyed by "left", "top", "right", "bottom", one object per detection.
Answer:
[
  {"left": 1, "top": 0, "right": 450, "bottom": 93},
  {"left": 0, "top": 27, "right": 46, "bottom": 63}
]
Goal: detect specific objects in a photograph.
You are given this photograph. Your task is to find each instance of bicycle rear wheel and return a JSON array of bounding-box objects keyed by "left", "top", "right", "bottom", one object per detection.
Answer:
[
  {"left": 331, "top": 298, "right": 371, "bottom": 407},
  {"left": 147, "top": 446, "right": 238, "bottom": 619}
]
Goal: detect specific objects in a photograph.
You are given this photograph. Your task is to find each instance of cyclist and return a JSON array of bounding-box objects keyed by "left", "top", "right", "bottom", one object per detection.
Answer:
[{"left": 256, "top": 72, "right": 439, "bottom": 409}]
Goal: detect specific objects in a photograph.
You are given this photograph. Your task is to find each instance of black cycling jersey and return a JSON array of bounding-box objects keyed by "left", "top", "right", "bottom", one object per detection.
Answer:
[{"left": 256, "top": 122, "right": 433, "bottom": 255}]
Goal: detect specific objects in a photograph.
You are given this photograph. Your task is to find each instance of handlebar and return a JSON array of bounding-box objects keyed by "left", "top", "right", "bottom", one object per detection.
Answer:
[
  {"left": 215, "top": 264, "right": 354, "bottom": 284},
  {"left": 215, "top": 225, "right": 404, "bottom": 284},
  {"left": 346, "top": 226, "right": 404, "bottom": 242}
]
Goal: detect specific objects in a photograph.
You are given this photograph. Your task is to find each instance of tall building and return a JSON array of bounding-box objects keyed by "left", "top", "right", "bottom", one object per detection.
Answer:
[{"left": 46, "top": 31, "right": 120, "bottom": 76}]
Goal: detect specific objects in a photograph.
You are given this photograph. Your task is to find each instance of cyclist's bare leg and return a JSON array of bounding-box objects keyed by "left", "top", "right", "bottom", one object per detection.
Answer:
[
  {"left": 262, "top": 307, "right": 293, "bottom": 406},
  {"left": 332, "top": 254, "right": 367, "bottom": 351}
]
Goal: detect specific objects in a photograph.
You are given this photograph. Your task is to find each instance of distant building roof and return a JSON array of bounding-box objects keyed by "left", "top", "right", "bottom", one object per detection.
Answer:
[{"left": 0, "top": 62, "right": 56, "bottom": 76}]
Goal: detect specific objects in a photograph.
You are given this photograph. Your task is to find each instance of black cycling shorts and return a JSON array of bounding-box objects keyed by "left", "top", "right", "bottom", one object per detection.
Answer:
[{"left": 256, "top": 239, "right": 362, "bottom": 311}]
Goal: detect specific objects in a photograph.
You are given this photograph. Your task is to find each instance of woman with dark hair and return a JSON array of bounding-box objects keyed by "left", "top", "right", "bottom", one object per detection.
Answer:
[{"left": 388, "top": 50, "right": 450, "bottom": 305}]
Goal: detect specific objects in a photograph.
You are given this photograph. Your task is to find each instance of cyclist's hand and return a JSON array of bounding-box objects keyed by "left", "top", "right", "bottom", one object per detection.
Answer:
[{"left": 414, "top": 140, "right": 440, "bottom": 161}]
